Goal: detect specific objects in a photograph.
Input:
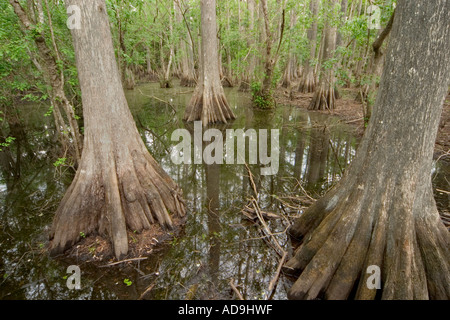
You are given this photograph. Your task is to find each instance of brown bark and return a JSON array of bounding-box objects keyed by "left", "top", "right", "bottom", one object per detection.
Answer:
[
  {"left": 48, "top": 0, "right": 186, "bottom": 260},
  {"left": 184, "top": 0, "right": 235, "bottom": 125},
  {"left": 284, "top": 0, "right": 450, "bottom": 300}
]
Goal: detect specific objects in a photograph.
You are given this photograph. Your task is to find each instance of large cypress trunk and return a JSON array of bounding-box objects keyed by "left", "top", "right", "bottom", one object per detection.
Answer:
[
  {"left": 284, "top": 0, "right": 450, "bottom": 300},
  {"left": 183, "top": 0, "right": 235, "bottom": 125},
  {"left": 48, "top": 0, "right": 185, "bottom": 260}
]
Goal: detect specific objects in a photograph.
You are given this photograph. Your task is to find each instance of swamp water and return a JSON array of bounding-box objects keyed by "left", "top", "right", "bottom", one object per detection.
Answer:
[{"left": 0, "top": 82, "right": 447, "bottom": 300}]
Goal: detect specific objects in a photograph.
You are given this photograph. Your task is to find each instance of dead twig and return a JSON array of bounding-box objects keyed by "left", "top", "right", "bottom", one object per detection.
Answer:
[
  {"left": 436, "top": 188, "right": 450, "bottom": 195},
  {"left": 267, "top": 251, "right": 288, "bottom": 299},
  {"left": 137, "top": 88, "right": 177, "bottom": 113},
  {"left": 99, "top": 257, "right": 148, "bottom": 268},
  {"left": 138, "top": 278, "right": 158, "bottom": 300},
  {"left": 294, "top": 178, "right": 316, "bottom": 202},
  {"left": 229, "top": 278, "right": 244, "bottom": 300},
  {"left": 243, "top": 163, "right": 289, "bottom": 299}
]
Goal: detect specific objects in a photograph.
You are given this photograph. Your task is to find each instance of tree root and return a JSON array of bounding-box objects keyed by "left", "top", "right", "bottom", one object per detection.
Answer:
[
  {"left": 184, "top": 85, "right": 236, "bottom": 125},
  {"left": 283, "top": 180, "right": 450, "bottom": 300},
  {"left": 298, "top": 72, "right": 316, "bottom": 93},
  {"left": 308, "top": 83, "right": 337, "bottom": 111}
]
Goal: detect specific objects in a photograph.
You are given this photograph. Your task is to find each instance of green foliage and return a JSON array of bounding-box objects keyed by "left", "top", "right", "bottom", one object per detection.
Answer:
[
  {"left": 250, "top": 81, "right": 273, "bottom": 110},
  {"left": 0, "top": 0, "right": 81, "bottom": 121},
  {"left": 123, "top": 278, "right": 132, "bottom": 286},
  {"left": 53, "top": 157, "right": 67, "bottom": 167},
  {"left": 0, "top": 136, "right": 15, "bottom": 152}
]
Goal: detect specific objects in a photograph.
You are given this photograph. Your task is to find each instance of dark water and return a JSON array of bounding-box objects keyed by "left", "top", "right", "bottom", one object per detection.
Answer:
[{"left": 0, "top": 82, "right": 447, "bottom": 300}]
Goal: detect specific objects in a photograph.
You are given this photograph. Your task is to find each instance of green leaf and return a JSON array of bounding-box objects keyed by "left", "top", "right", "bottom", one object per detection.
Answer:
[{"left": 123, "top": 278, "right": 132, "bottom": 286}]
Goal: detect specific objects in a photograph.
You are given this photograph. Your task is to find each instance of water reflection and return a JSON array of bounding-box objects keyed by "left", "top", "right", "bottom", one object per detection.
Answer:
[
  {"left": 122, "top": 82, "right": 359, "bottom": 300},
  {"left": 4, "top": 81, "right": 440, "bottom": 300}
]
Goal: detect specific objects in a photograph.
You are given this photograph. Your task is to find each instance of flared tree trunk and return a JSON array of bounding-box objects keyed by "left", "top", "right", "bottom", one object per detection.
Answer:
[
  {"left": 48, "top": 0, "right": 186, "bottom": 260},
  {"left": 308, "top": 0, "right": 338, "bottom": 111},
  {"left": 283, "top": 0, "right": 450, "bottom": 300},
  {"left": 183, "top": 0, "right": 235, "bottom": 125},
  {"left": 298, "top": 0, "right": 319, "bottom": 93}
]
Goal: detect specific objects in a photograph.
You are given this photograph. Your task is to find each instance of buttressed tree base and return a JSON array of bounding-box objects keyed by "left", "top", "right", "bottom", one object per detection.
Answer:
[
  {"left": 48, "top": 0, "right": 186, "bottom": 260},
  {"left": 284, "top": 0, "right": 450, "bottom": 300}
]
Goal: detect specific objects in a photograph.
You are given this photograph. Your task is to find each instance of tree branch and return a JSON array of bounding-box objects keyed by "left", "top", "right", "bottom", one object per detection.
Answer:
[{"left": 372, "top": 9, "right": 396, "bottom": 54}]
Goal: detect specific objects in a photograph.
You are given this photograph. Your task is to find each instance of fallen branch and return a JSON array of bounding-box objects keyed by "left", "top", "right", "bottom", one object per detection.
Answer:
[
  {"left": 267, "top": 251, "right": 288, "bottom": 299},
  {"left": 294, "top": 178, "right": 316, "bottom": 202},
  {"left": 138, "top": 278, "right": 158, "bottom": 300},
  {"left": 241, "top": 204, "right": 280, "bottom": 221},
  {"left": 436, "top": 188, "right": 450, "bottom": 195},
  {"left": 229, "top": 278, "right": 244, "bottom": 300},
  {"left": 244, "top": 163, "right": 290, "bottom": 299},
  {"left": 99, "top": 257, "right": 148, "bottom": 267},
  {"left": 244, "top": 163, "right": 259, "bottom": 198}
]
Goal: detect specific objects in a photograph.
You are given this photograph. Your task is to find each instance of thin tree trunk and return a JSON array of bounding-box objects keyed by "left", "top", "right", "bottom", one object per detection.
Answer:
[
  {"left": 160, "top": 3, "right": 174, "bottom": 88},
  {"left": 280, "top": 9, "right": 297, "bottom": 90},
  {"left": 254, "top": 0, "right": 285, "bottom": 108},
  {"left": 335, "top": 0, "right": 348, "bottom": 48},
  {"left": 309, "top": 0, "right": 338, "bottom": 111},
  {"left": 360, "top": 10, "right": 396, "bottom": 119},
  {"left": 260, "top": 0, "right": 273, "bottom": 100},
  {"left": 114, "top": 7, "right": 135, "bottom": 90},
  {"left": 176, "top": 1, "right": 196, "bottom": 87},
  {"left": 145, "top": 46, "right": 157, "bottom": 80},
  {"left": 299, "top": 0, "right": 319, "bottom": 93},
  {"left": 9, "top": 0, "right": 83, "bottom": 163},
  {"left": 284, "top": 0, "right": 450, "bottom": 300},
  {"left": 238, "top": 0, "right": 257, "bottom": 92},
  {"left": 224, "top": 0, "right": 234, "bottom": 86},
  {"left": 49, "top": 0, "right": 186, "bottom": 260}
]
